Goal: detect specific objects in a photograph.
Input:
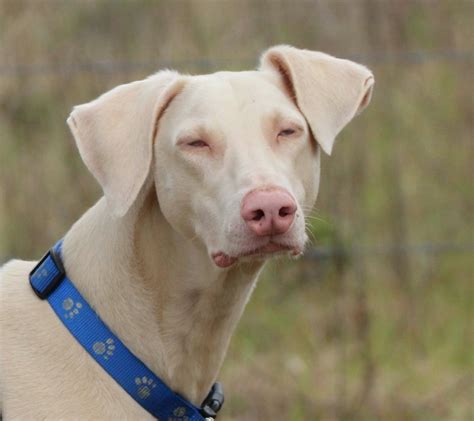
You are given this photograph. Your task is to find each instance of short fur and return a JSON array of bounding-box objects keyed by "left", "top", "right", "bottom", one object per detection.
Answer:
[{"left": 0, "top": 46, "right": 373, "bottom": 419}]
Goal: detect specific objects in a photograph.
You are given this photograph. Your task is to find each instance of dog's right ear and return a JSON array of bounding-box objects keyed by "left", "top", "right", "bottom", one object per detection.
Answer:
[{"left": 67, "top": 70, "right": 185, "bottom": 217}]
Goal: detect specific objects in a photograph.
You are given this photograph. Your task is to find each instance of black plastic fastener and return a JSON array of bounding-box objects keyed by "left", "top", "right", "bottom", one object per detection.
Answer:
[
  {"left": 29, "top": 247, "right": 65, "bottom": 299},
  {"left": 200, "top": 382, "right": 225, "bottom": 419}
]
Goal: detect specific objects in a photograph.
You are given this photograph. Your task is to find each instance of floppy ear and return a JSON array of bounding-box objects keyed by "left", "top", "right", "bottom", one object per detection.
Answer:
[
  {"left": 67, "top": 70, "right": 185, "bottom": 217},
  {"left": 260, "top": 45, "right": 374, "bottom": 155}
]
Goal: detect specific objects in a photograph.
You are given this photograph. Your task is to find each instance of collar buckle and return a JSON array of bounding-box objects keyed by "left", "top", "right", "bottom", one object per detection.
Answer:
[
  {"left": 29, "top": 247, "right": 65, "bottom": 299},
  {"left": 200, "top": 382, "right": 224, "bottom": 419}
]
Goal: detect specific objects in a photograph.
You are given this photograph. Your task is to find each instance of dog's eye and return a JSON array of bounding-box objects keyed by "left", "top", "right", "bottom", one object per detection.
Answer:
[
  {"left": 278, "top": 128, "right": 296, "bottom": 137},
  {"left": 187, "top": 139, "right": 209, "bottom": 148}
]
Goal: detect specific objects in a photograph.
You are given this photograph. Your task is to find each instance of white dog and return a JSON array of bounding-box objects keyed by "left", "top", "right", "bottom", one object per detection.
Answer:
[{"left": 0, "top": 45, "right": 373, "bottom": 420}]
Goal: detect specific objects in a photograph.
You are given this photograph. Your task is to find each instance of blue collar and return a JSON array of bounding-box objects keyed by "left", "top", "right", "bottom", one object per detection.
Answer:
[{"left": 29, "top": 240, "right": 224, "bottom": 420}]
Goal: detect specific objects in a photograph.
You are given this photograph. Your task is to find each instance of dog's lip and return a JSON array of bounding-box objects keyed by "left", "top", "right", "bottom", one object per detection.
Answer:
[{"left": 211, "top": 242, "right": 301, "bottom": 268}]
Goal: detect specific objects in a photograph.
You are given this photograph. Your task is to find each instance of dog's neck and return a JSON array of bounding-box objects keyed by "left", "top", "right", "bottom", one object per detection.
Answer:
[{"left": 62, "top": 194, "right": 264, "bottom": 405}]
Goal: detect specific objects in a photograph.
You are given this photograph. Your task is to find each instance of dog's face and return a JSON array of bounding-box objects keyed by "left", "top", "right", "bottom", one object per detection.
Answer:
[
  {"left": 154, "top": 71, "right": 319, "bottom": 267},
  {"left": 67, "top": 46, "right": 374, "bottom": 268}
]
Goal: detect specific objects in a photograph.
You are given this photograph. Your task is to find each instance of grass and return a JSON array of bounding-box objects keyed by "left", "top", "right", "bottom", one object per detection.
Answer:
[{"left": 221, "top": 252, "right": 472, "bottom": 420}]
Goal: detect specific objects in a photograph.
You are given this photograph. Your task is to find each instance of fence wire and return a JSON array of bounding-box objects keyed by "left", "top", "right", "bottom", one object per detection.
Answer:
[
  {"left": 0, "top": 50, "right": 473, "bottom": 77},
  {"left": 303, "top": 242, "right": 474, "bottom": 261}
]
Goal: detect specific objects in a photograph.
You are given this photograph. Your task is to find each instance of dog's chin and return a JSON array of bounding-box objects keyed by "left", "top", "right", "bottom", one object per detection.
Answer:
[{"left": 211, "top": 242, "right": 302, "bottom": 269}]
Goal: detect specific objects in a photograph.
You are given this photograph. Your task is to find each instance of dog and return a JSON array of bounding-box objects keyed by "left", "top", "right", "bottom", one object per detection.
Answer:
[{"left": 0, "top": 45, "right": 373, "bottom": 419}]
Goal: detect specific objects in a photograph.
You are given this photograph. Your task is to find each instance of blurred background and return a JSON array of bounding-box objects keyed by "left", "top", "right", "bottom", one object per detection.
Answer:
[{"left": 0, "top": 0, "right": 472, "bottom": 419}]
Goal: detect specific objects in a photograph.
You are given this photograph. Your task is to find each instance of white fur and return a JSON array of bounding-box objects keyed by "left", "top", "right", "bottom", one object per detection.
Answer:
[{"left": 0, "top": 46, "right": 373, "bottom": 419}]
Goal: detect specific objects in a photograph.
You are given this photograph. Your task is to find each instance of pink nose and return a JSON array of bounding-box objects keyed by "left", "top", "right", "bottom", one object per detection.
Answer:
[{"left": 241, "top": 188, "right": 297, "bottom": 236}]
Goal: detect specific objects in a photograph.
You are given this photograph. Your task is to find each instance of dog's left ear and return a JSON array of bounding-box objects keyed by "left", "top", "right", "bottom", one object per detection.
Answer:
[
  {"left": 260, "top": 45, "right": 374, "bottom": 155},
  {"left": 67, "top": 71, "right": 186, "bottom": 217}
]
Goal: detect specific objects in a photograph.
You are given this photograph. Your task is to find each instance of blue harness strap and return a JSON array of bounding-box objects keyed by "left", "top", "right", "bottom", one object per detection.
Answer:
[{"left": 29, "top": 240, "right": 222, "bottom": 420}]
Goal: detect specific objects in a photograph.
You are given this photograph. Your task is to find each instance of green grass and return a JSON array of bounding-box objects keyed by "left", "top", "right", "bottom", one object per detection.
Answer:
[{"left": 221, "top": 252, "right": 472, "bottom": 419}]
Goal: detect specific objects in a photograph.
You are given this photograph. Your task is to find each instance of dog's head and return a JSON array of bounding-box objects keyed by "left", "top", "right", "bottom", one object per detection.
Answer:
[{"left": 67, "top": 46, "right": 374, "bottom": 268}]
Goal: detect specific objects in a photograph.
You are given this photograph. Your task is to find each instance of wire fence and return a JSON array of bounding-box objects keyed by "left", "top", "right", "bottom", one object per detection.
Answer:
[
  {"left": 304, "top": 242, "right": 474, "bottom": 260},
  {"left": 0, "top": 49, "right": 473, "bottom": 77}
]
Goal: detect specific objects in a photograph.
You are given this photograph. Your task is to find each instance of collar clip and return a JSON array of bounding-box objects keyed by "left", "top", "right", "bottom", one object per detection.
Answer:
[{"left": 200, "top": 382, "right": 224, "bottom": 419}]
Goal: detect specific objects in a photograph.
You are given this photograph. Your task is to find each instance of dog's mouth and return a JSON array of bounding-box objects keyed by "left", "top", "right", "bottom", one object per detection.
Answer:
[{"left": 212, "top": 242, "right": 302, "bottom": 268}]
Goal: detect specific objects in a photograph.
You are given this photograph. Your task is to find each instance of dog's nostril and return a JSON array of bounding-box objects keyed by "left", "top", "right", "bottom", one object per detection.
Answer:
[
  {"left": 252, "top": 209, "right": 265, "bottom": 221},
  {"left": 279, "top": 207, "right": 292, "bottom": 217}
]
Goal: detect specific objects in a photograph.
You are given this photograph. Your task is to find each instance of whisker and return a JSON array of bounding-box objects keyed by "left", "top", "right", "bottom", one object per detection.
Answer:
[
  {"left": 304, "top": 225, "right": 317, "bottom": 245},
  {"left": 305, "top": 215, "right": 328, "bottom": 223}
]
